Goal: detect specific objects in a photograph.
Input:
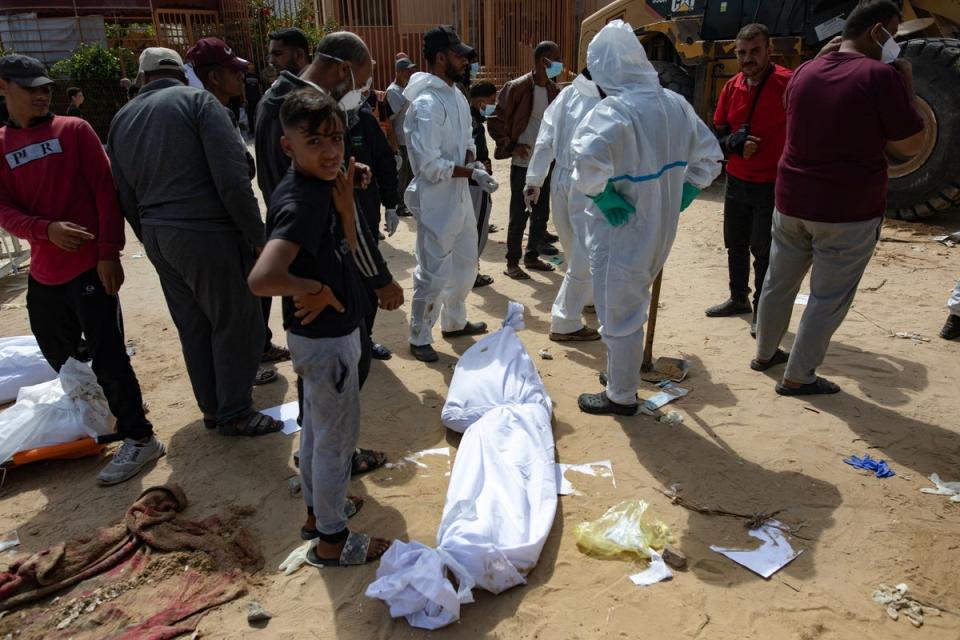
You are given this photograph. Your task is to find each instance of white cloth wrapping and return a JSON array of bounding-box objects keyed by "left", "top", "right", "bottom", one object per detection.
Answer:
[
  {"left": 0, "top": 358, "right": 113, "bottom": 464},
  {"left": 441, "top": 301, "right": 551, "bottom": 432},
  {"left": 0, "top": 335, "right": 56, "bottom": 404},
  {"left": 366, "top": 302, "right": 557, "bottom": 629}
]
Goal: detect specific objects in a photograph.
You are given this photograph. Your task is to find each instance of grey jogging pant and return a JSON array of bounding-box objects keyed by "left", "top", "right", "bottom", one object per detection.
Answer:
[
  {"left": 755, "top": 209, "right": 881, "bottom": 385},
  {"left": 289, "top": 329, "right": 362, "bottom": 535}
]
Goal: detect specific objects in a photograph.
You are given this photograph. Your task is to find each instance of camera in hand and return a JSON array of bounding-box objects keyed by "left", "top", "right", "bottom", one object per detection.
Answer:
[{"left": 726, "top": 124, "right": 751, "bottom": 156}]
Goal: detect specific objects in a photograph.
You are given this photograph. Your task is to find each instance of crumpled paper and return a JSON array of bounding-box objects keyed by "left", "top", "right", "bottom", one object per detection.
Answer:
[{"left": 629, "top": 551, "right": 673, "bottom": 587}]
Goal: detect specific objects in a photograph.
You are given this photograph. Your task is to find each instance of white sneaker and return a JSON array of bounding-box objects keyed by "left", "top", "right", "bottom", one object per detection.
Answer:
[{"left": 97, "top": 436, "right": 166, "bottom": 486}]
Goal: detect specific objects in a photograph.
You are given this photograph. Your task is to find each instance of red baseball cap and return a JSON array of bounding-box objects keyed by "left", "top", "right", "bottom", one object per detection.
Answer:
[{"left": 185, "top": 37, "right": 249, "bottom": 72}]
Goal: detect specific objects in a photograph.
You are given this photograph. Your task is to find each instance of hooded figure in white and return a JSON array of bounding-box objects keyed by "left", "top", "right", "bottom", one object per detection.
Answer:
[
  {"left": 526, "top": 73, "right": 602, "bottom": 339},
  {"left": 571, "top": 20, "right": 723, "bottom": 414},
  {"left": 403, "top": 33, "right": 499, "bottom": 361}
]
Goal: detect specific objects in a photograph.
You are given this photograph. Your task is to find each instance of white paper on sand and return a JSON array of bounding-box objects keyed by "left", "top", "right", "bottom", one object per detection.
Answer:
[
  {"left": 262, "top": 401, "right": 300, "bottom": 435},
  {"left": 367, "top": 302, "right": 557, "bottom": 630},
  {"left": 555, "top": 460, "right": 615, "bottom": 496},
  {"left": 795, "top": 293, "right": 810, "bottom": 305},
  {"left": 629, "top": 551, "right": 673, "bottom": 587},
  {"left": 643, "top": 382, "right": 689, "bottom": 411},
  {"left": 710, "top": 520, "right": 802, "bottom": 579},
  {"left": 402, "top": 447, "right": 450, "bottom": 468},
  {"left": 920, "top": 473, "right": 960, "bottom": 502}
]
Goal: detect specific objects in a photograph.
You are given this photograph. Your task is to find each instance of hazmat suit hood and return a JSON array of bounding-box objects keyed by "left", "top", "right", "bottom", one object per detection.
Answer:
[
  {"left": 403, "top": 71, "right": 450, "bottom": 103},
  {"left": 586, "top": 20, "right": 659, "bottom": 96}
]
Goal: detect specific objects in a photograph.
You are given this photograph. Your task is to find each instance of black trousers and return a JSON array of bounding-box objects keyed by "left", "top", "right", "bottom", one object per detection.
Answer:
[
  {"left": 26, "top": 269, "right": 153, "bottom": 441},
  {"left": 261, "top": 296, "right": 273, "bottom": 351},
  {"left": 723, "top": 174, "right": 775, "bottom": 307},
  {"left": 507, "top": 164, "right": 552, "bottom": 263}
]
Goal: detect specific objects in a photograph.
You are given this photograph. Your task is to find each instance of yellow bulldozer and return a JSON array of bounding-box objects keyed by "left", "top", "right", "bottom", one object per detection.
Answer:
[{"left": 578, "top": 0, "right": 960, "bottom": 221}]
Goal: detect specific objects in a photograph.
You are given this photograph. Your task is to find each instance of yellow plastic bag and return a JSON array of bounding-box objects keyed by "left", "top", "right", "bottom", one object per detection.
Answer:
[{"left": 574, "top": 500, "right": 674, "bottom": 559}]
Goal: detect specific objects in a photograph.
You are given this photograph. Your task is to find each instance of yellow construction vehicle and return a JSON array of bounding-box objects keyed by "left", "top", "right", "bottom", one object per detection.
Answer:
[{"left": 579, "top": 1, "right": 960, "bottom": 220}]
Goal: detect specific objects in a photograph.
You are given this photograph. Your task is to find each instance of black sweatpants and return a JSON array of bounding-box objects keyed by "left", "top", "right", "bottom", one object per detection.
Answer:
[
  {"left": 141, "top": 225, "right": 263, "bottom": 423},
  {"left": 506, "top": 164, "right": 552, "bottom": 263},
  {"left": 724, "top": 174, "right": 775, "bottom": 307},
  {"left": 261, "top": 296, "right": 274, "bottom": 351},
  {"left": 27, "top": 269, "right": 153, "bottom": 441}
]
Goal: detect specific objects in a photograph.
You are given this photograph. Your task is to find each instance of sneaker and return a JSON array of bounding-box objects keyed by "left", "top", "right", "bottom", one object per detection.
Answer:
[
  {"left": 371, "top": 342, "right": 392, "bottom": 360},
  {"left": 705, "top": 297, "right": 752, "bottom": 317},
  {"left": 410, "top": 343, "right": 439, "bottom": 362},
  {"left": 97, "top": 436, "right": 166, "bottom": 486}
]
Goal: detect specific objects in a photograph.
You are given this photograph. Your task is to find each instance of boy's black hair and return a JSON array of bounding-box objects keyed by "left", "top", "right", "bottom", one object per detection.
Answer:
[
  {"left": 469, "top": 81, "right": 496, "bottom": 99},
  {"left": 842, "top": 1, "right": 902, "bottom": 39},
  {"left": 280, "top": 88, "right": 345, "bottom": 135},
  {"left": 67, "top": 86, "right": 82, "bottom": 98}
]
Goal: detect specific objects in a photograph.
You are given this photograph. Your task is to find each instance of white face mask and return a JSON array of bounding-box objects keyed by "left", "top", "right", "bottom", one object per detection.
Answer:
[
  {"left": 875, "top": 27, "right": 902, "bottom": 64},
  {"left": 339, "top": 68, "right": 372, "bottom": 112}
]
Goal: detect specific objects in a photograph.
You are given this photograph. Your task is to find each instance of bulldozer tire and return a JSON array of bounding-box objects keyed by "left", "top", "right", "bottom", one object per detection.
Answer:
[
  {"left": 651, "top": 61, "right": 694, "bottom": 103},
  {"left": 886, "top": 38, "right": 960, "bottom": 221}
]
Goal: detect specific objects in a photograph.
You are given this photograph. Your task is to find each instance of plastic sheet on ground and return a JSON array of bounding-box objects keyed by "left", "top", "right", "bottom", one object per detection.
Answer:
[
  {"left": 0, "top": 358, "right": 113, "bottom": 464},
  {"left": 0, "top": 336, "right": 57, "bottom": 404},
  {"left": 710, "top": 520, "right": 802, "bottom": 579},
  {"left": 366, "top": 302, "right": 557, "bottom": 629},
  {"left": 574, "top": 500, "right": 673, "bottom": 560}
]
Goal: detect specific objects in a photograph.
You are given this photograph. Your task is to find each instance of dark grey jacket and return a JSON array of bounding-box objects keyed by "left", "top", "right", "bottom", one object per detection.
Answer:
[{"left": 107, "top": 78, "right": 264, "bottom": 247}]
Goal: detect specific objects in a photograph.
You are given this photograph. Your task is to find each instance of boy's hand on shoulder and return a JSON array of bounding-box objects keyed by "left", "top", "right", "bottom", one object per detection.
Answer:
[
  {"left": 375, "top": 280, "right": 404, "bottom": 311},
  {"left": 293, "top": 283, "right": 345, "bottom": 325}
]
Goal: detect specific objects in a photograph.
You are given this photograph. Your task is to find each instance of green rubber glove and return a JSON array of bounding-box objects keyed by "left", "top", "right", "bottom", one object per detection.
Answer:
[
  {"left": 680, "top": 182, "right": 701, "bottom": 212},
  {"left": 588, "top": 180, "right": 636, "bottom": 227}
]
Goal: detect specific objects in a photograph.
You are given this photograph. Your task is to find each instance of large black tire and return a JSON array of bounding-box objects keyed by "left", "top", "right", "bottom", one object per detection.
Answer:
[
  {"left": 886, "top": 38, "right": 960, "bottom": 221},
  {"left": 651, "top": 61, "right": 694, "bottom": 104}
]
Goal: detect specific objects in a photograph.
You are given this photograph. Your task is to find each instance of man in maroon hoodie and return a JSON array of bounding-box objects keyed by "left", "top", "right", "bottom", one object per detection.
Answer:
[{"left": 0, "top": 55, "right": 165, "bottom": 485}]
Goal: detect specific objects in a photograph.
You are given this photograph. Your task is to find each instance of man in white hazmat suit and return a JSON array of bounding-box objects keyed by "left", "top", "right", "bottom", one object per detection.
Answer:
[
  {"left": 405, "top": 26, "right": 499, "bottom": 363},
  {"left": 572, "top": 20, "right": 723, "bottom": 415},
  {"left": 525, "top": 70, "right": 602, "bottom": 342}
]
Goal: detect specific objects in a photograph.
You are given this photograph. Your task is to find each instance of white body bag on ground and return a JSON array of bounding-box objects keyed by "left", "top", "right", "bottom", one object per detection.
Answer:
[
  {"left": 366, "top": 302, "right": 557, "bottom": 629},
  {"left": 0, "top": 358, "right": 113, "bottom": 464},
  {"left": 0, "top": 336, "right": 57, "bottom": 404}
]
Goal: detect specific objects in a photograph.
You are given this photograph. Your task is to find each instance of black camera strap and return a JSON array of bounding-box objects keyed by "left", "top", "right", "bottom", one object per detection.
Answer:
[{"left": 743, "top": 63, "right": 774, "bottom": 128}]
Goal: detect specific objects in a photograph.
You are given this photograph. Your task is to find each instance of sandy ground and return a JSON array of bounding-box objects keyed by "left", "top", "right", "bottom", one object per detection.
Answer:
[{"left": 1, "top": 150, "right": 959, "bottom": 639}]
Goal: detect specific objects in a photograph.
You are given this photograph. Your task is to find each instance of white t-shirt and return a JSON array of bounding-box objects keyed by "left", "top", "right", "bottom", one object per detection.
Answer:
[{"left": 512, "top": 85, "right": 548, "bottom": 168}]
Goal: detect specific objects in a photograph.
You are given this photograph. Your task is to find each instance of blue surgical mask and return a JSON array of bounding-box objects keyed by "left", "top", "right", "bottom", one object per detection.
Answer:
[
  {"left": 470, "top": 62, "right": 480, "bottom": 78},
  {"left": 545, "top": 59, "right": 563, "bottom": 79},
  {"left": 481, "top": 104, "right": 496, "bottom": 117}
]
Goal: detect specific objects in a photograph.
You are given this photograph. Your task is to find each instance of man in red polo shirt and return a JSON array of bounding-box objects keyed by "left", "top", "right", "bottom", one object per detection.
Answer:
[
  {"left": 707, "top": 23, "right": 792, "bottom": 337},
  {"left": 0, "top": 55, "right": 165, "bottom": 484},
  {"left": 751, "top": 1, "right": 925, "bottom": 396}
]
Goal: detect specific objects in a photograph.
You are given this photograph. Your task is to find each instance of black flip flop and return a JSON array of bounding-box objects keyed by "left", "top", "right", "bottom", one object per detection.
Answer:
[
  {"left": 473, "top": 274, "right": 494, "bottom": 288},
  {"left": 775, "top": 376, "right": 841, "bottom": 396},
  {"left": 751, "top": 349, "right": 790, "bottom": 372},
  {"left": 305, "top": 531, "right": 389, "bottom": 567},
  {"left": 253, "top": 367, "right": 278, "bottom": 386},
  {"left": 578, "top": 391, "right": 639, "bottom": 416},
  {"left": 218, "top": 411, "right": 283, "bottom": 437},
  {"left": 301, "top": 498, "right": 365, "bottom": 540}
]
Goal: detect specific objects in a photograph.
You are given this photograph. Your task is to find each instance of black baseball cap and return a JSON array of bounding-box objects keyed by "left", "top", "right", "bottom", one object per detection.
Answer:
[
  {"left": 0, "top": 54, "right": 54, "bottom": 88},
  {"left": 423, "top": 26, "right": 475, "bottom": 58}
]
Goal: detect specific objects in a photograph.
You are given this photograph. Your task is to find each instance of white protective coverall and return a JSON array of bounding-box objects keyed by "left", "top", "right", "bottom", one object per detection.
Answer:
[
  {"left": 571, "top": 20, "right": 723, "bottom": 405},
  {"left": 403, "top": 72, "right": 479, "bottom": 345},
  {"left": 526, "top": 74, "right": 601, "bottom": 334},
  {"left": 949, "top": 280, "right": 960, "bottom": 316}
]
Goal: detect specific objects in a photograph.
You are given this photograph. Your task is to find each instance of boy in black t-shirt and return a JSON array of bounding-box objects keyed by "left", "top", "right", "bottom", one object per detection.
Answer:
[{"left": 248, "top": 89, "right": 391, "bottom": 567}]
